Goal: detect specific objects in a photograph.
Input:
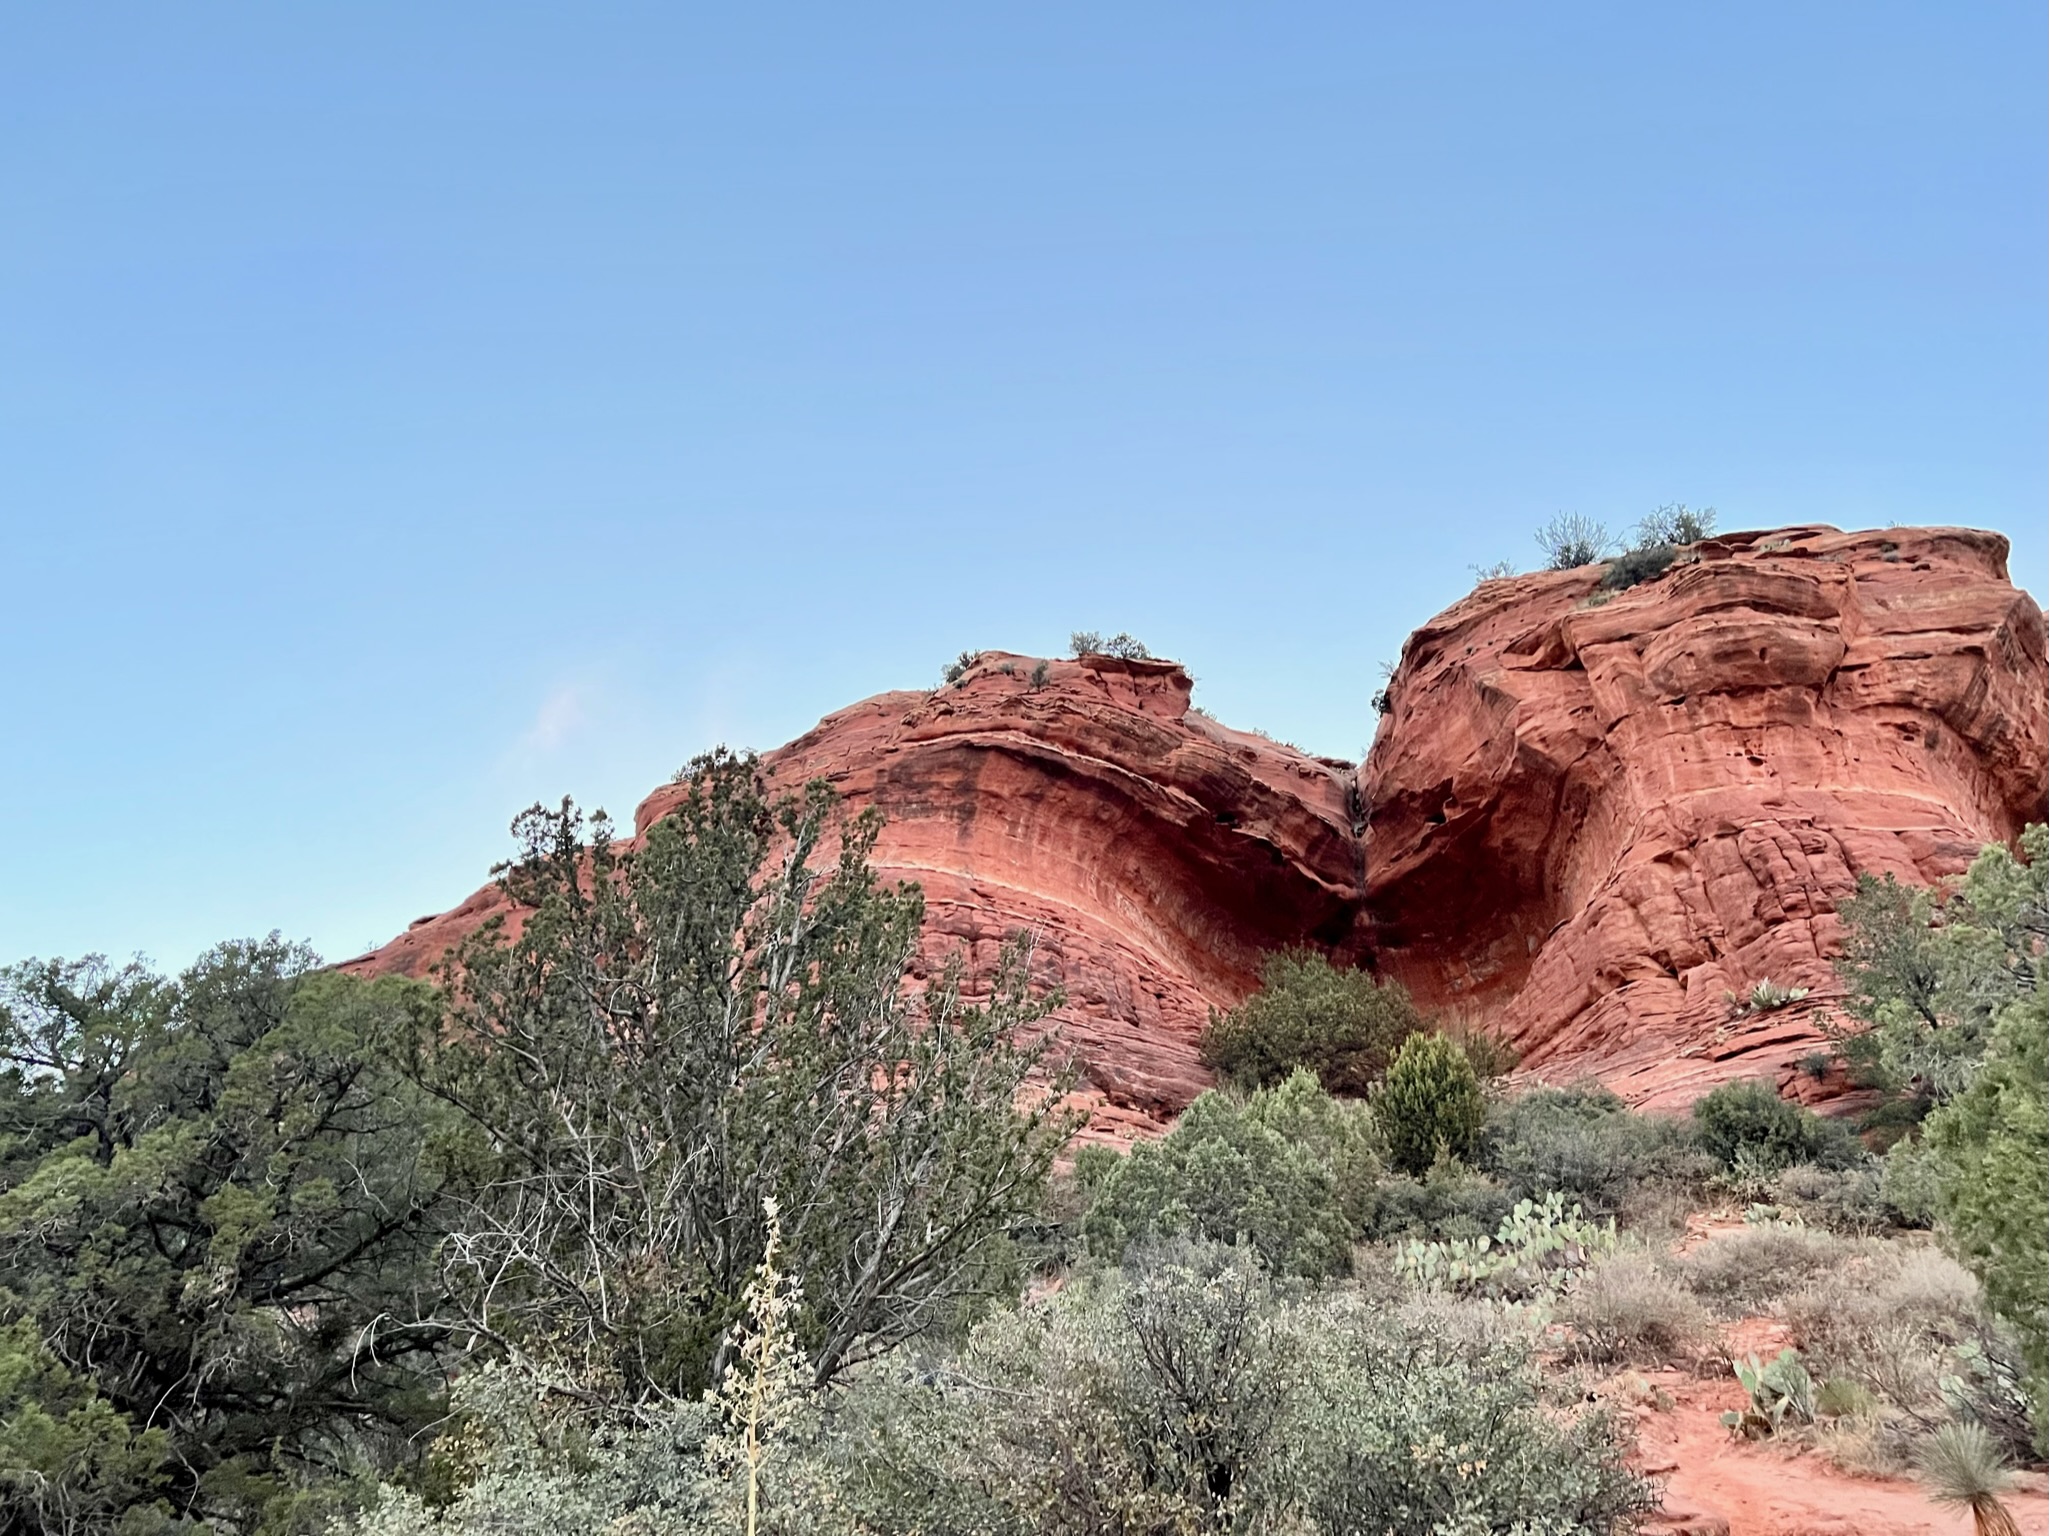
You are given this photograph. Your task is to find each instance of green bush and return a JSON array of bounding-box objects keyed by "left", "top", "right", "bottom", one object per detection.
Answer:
[
  {"left": 828, "top": 1243, "right": 1653, "bottom": 1536},
  {"left": 1359, "top": 1157, "right": 1516, "bottom": 1242},
  {"left": 1080, "top": 1069, "right": 1378, "bottom": 1276},
  {"left": 1692, "top": 1078, "right": 1862, "bottom": 1174},
  {"left": 1199, "top": 949, "right": 1425, "bottom": 1095},
  {"left": 1483, "top": 1083, "right": 1713, "bottom": 1219},
  {"left": 1598, "top": 541, "right": 1678, "bottom": 591},
  {"left": 1378, "top": 1032, "right": 1486, "bottom": 1176},
  {"left": 1924, "top": 984, "right": 2048, "bottom": 1449}
]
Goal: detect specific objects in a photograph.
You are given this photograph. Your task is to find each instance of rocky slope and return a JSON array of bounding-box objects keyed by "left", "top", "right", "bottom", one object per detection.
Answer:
[
  {"left": 351, "top": 524, "right": 2045, "bottom": 1128},
  {"left": 1361, "top": 525, "right": 2046, "bottom": 1109}
]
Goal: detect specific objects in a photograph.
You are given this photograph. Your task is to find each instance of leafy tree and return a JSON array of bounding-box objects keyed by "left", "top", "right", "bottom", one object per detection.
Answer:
[
  {"left": 0, "top": 941, "right": 455, "bottom": 1533},
  {"left": 1377, "top": 1032, "right": 1485, "bottom": 1176},
  {"left": 1080, "top": 1070, "right": 1378, "bottom": 1276},
  {"left": 1198, "top": 949, "right": 1423, "bottom": 1096},
  {"left": 1835, "top": 826, "right": 2047, "bottom": 1103},
  {"left": 1924, "top": 986, "right": 2048, "bottom": 1447},
  {"left": 405, "top": 751, "right": 1076, "bottom": 1403},
  {"left": 1832, "top": 827, "right": 2049, "bottom": 1443}
]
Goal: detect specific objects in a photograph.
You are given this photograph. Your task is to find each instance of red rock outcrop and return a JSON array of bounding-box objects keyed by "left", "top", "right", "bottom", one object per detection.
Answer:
[
  {"left": 1361, "top": 525, "right": 2047, "bottom": 1109},
  {"left": 350, "top": 654, "right": 1363, "bottom": 1135}
]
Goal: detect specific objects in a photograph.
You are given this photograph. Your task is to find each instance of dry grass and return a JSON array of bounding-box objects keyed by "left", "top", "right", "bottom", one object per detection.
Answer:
[
  {"left": 1673, "top": 1223, "right": 1861, "bottom": 1317},
  {"left": 1559, "top": 1251, "right": 1714, "bottom": 1366}
]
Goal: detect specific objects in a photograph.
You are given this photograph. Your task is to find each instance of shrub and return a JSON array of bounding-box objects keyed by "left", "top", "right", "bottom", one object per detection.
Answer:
[
  {"left": 1692, "top": 1078, "right": 1862, "bottom": 1173},
  {"left": 1080, "top": 1070, "right": 1378, "bottom": 1276},
  {"left": 1535, "top": 512, "right": 1614, "bottom": 570},
  {"left": 940, "top": 649, "right": 979, "bottom": 685},
  {"left": 1560, "top": 1251, "right": 1714, "bottom": 1365},
  {"left": 1068, "top": 630, "right": 1150, "bottom": 660},
  {"left": 1483, "top": 1083, "right": 1713, "bottom": 1219},
  {"left": 1199, "top": 949, "right": 1424, "bottom": 1095},
  {"left": 1676, "top": 1224, "right": 1856, "bottom": 1316},
  {"left": 1358, "top": 1156, "right": 1515, "bottom": 1243},
  {"left": 1599, "top": 541, "right": 1678, "bottom": 591},
  {"left": 1378, "top": 1032, "right": 1487, "bottom": 1176},
  {"left": 827, "top": 1246, "right": 1653, "bottom": 1536},
  {"left": 1771, "top": 1162, "right": 1894, "bottom": 1234},
  {"left": 1635, "top": 503, "right": 1716, "bottom": 546}
]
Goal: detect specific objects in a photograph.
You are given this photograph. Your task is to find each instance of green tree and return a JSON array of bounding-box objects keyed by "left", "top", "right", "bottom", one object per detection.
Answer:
[
  {"left": 1834, "top": 826, "right": 2049, "bottom": 1447},
  {"left": 0, "top": 941, "right": 455, "bottom": 1533},
  {"left": 1377, "top": 1032, "right": 1485, "bottom": 1176},
  {"left": 1925, "top": 987, "right": 2048, "bottom": 1448},
  {"left": 1835, "top": 825, "right": 2048, "bottom": 1103},
  {"left": 405, "top": 751, "right": 1076, "bottom": 1403},
  {"left": 1198, "top": 949, "right": 1423, "bottom": 1096},
  {"left": 1080, "top": 1069, "right": 1378, "bottom": 1276}
]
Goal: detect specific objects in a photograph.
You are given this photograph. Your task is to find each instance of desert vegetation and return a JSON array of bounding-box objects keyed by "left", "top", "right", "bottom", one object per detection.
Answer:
[{"left": 3, "top": 766, "right": 2041, "bottom": 1532}]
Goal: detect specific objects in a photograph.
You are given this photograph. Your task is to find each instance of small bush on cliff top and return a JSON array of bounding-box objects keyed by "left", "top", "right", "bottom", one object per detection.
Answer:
[
  {"left": 1068, "top": 629, "right": 1150, "bottom": 660},
  {"left": 1378, "top": 1031, "right": 1487, "bottom": 1176},
  {"left": 1200, "top": 949, "right": 1424, "bottom": 1096},
  {"left": 1535, "top": 511, "right": 1614, "bottom": 570},
  {"left": 1635, "top": 503, "right": 1715, "bottom": 546}
]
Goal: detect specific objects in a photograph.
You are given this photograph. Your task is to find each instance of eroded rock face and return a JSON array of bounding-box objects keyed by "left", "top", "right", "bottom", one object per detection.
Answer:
[
  {"left": 1361, "top": 526, "right": 2047, "bottom": 1109},
  {"left": 351, "top": 524, "right": 2044, "bottom": 1128},
  {"left": 348, "top": 654, "right": 1363, "bottom": 1135}
]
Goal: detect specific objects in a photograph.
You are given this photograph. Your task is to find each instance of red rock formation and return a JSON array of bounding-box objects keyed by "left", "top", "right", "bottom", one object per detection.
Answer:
[
  {"left": 1361, "top": 525, "right": 2047, "bottom": 1110},
  {"left": 349, "top": 653, "right": 1363, "bottom": 1135}
]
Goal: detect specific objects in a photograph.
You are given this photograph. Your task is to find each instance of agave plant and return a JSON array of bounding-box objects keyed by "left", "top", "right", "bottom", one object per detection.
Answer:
[{"left": 1918, "top": 1421, "right": 2022, "bottom": 1536}]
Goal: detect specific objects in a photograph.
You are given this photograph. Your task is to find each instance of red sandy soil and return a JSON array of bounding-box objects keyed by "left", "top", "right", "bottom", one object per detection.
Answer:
[
  {"left": 1617, "top": 1223, "right": 2048, "bottom": 1535},
  {"left": 1626, "top": 1360, "right": 2047, "bottom": 1536}
]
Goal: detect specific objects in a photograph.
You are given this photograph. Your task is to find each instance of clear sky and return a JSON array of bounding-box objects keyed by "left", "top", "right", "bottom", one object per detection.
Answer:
[{"left": 4, "top": 4, "right": 2043, "bottom": 972}]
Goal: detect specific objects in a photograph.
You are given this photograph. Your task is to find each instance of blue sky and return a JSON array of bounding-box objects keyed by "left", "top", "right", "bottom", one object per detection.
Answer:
[{"left": 4, "top": 4, "right": 2043, "bottom": 970}]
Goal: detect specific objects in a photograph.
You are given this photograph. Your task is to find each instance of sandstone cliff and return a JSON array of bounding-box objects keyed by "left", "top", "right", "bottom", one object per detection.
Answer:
[
  {"left": 351, "top": 524, "right": 2044, "bottom": 1128},
  {"left": 1361, "top": 524, "right": 2046, "bottom": 1108},
  {"left": 351, "top": 653, "right": 1363, "bottom": 1137}
]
